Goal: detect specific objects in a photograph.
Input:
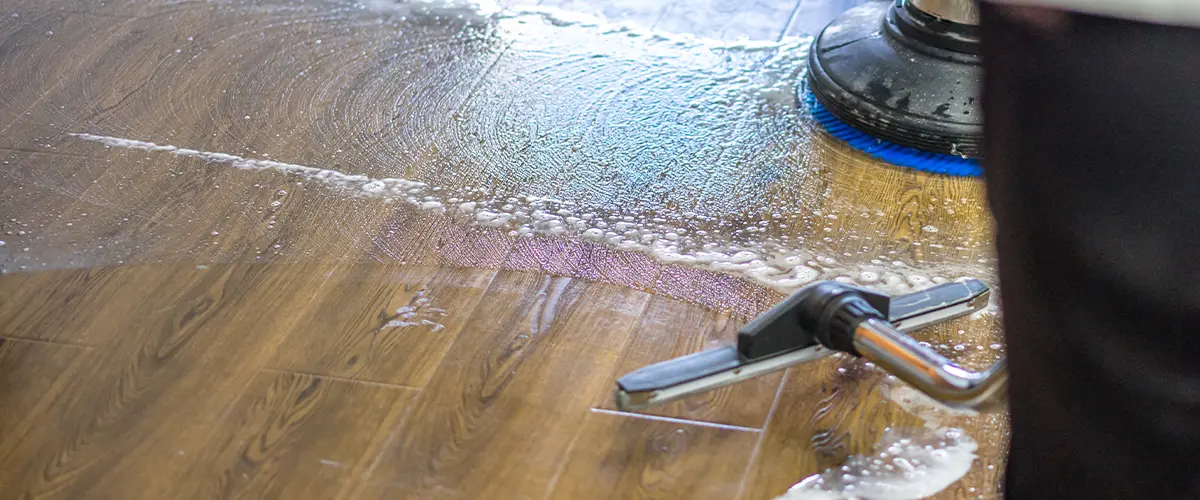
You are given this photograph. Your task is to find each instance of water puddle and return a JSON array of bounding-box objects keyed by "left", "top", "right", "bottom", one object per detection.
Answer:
[{"left": 779, "top": 427, "right": 978, "bottom": 500}]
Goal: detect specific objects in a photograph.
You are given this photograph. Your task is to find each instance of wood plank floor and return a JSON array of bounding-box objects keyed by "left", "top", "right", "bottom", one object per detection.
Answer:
[{"left": 0, "top": 1, "right": 1005, "bottom": 499}]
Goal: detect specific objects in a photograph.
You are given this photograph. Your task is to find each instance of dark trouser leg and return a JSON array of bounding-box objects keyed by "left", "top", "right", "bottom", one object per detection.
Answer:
[{"left": 980, "top": 4, "right": 1200, "bottom": 498}]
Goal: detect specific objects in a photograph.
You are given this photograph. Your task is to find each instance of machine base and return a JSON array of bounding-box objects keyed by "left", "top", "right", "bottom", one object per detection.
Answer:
[{"left": 805, "top": 1, "right": 983, "bottom": 158}]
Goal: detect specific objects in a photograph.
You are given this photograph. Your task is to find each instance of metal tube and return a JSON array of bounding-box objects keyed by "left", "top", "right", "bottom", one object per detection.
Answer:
[
  {"left": 853, "top": 317, "right": 1006, "bottom": 411},
  {"left": 909, "top": 0, "right": 980, "bottom": 25}
]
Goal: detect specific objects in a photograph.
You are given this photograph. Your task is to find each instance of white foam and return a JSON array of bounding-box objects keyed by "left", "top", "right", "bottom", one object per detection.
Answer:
[
  {"left": 777, "top": 427, "right": 977, "bottom": 500},
  {"left": 355, "top": 0, "right": 812, "bottom": 53},
  {"left": 70, "top": 131, "right": 983, "bottom": 295},
  {"left": 382, "top": 290, "right": 447, "bottom": 332},
  {"left": 69, "top": 133, "right": 430, "bottom": 196},
  {"left": 353, "top": 0, "right": 502, "bottom": 22},
  {"left": 883, "top": 384, "right": 979, "bottom": 429}
]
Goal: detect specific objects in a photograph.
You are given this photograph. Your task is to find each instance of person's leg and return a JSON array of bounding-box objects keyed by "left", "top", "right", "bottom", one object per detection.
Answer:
[{"left": 980, "top": 4, "right": 1200, "bottom": 497}]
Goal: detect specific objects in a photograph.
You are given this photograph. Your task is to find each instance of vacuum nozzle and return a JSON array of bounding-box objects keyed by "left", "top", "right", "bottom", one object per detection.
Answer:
[{"left": 616, "top": 279, "right": 1004, "bottom": 411}]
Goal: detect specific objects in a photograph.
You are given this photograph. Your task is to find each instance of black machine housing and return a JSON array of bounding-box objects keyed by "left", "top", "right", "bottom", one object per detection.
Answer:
[{"left": 805, "top": 1, "right": 983, "bottom": 157}]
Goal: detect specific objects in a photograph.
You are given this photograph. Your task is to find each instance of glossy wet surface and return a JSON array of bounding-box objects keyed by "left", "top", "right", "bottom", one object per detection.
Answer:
[
  {"left": 1, "top": 0, "right": 995, "bottom": 294},
  {"left": 0, "top": 1, "right": 1007, "bottom": 498}
]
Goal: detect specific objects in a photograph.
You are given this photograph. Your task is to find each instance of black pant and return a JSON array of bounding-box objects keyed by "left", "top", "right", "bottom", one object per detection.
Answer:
[{"left": 981, "top": 4, "right": 1200, "bottom": 498}]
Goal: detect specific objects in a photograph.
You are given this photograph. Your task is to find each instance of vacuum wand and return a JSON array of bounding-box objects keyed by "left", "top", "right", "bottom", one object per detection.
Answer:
[
  {"left": 616, "top": 280, "right": 1007, "bottom": 412},
  {"left": 850, "top": 313, "right": 1006, "bottom": 411}
]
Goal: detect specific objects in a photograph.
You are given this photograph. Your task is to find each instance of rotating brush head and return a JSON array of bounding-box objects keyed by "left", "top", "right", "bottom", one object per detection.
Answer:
[
  {"left": 804, "top": 91, "right": 982, "bottom": 177},
  {"left": 802, "top": 1, "right": 984, "bottom": 177}
]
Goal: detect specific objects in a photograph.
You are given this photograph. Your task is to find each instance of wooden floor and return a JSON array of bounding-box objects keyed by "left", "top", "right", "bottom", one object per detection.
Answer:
[{"left": 0, "top": 1, "right": 1007, "bottom": 499}]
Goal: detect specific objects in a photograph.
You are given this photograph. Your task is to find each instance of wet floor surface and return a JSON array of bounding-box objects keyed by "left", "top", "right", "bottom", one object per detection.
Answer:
[
  {"left": 1, "top": 0, "right": 994, "bottom": 294},
  {"left": 0, "top": 1, "right": 1007, "bottom": 498}
]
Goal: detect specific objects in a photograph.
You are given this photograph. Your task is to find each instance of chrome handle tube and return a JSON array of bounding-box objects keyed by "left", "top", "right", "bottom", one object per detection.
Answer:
[{"left": 853, "top": 317, "right": 1007, "bottom": 411}]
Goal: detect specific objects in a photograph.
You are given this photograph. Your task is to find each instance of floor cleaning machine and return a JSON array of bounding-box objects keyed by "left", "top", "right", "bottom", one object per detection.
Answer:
[
  {"left": 615, "top": 1, "right": 1007, "bottom": 411},
  {"left": 806, "top": 0, "right": 984, "bottom": 176}
]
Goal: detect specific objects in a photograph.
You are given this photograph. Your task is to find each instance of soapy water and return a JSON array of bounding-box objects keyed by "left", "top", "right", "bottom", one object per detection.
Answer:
[
  {"left": 807, "top": 347, "right": 1006, "bottom": 499},
  {"left": 69, "top": 131, "right": 990, "bottom": 296},
  {"left": 6, "top": 0, "right": 996, "bottom": 297},
  {"left": 778, "top": 427, "right": 978, "bottom": 500},
  {"left": 382, "top": 289, "right": 447, "bottom": 331},
  {"left": 883, "top": 384, "right": 980, "bottom": 430},
  {"left": 49, "top": 0, "right": 992, "bottom": 294},
  {"left": 354, "top": 0, "right": 816, "bottom": 53},
  {"left": 6, "top": 1, "right": 1005, "bottom": 497}
]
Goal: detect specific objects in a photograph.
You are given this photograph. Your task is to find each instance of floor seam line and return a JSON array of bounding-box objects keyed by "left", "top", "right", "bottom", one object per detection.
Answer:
[
  {"left": 589, "top": 407, "right": 763, "bottom": 433},
  {"left": 0, "top": 335, "right": 93, "bottom": 349},
  {"left": 734, "top": 367, "right": 791, "bottom": 499},
  {"left": 778, "top": 0, "right": 807, "bottom": 42},
  {"left": 259, "top": 367, "right": 426, "bottom": 392}
]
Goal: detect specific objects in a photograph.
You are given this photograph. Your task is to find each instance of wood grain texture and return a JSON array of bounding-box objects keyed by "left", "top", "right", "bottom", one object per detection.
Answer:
[
  {"left": 0, "top": 149, "right": 116, "bottom": 274},
  {"left": 502, "top": 236, "right": 663, "bottom": 293},
  {"left": 742, "top": 313, "right": 1007, "bottom": 500},
  {"left": 0, "top": 263, "right": 334, "bottom": 500},
  {"left": 0, "top": 0, "right": 1009, "bottom": 499},
  {"left": 0, "top": 267, "right": 124, "bottom": 344},
  {"left": 593, "top": 294, "right": 784, "bottom": 428},
  {"left": 0, "top": 9, "right": 136, "bottom": 141},
  {"left": 357, "top": 271, "right": 652, "bottom": 500},
  {"left": 268, "top": 265, "right": 497, "bottom": 387},
  {"left": 0, "top": 338, "right": 92, "bottom": 458},
  {"left": 175, "top": 371, "right": 418, "bottom": 500},
  {"left": 739, "top": 357, "right": 924, "bottom": 500},
  {"left": 547, "top": 410, "right": 761, "bottom": 500},
  {"left": 2, "top": 1, "right": 514, "bottom": 272}
]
